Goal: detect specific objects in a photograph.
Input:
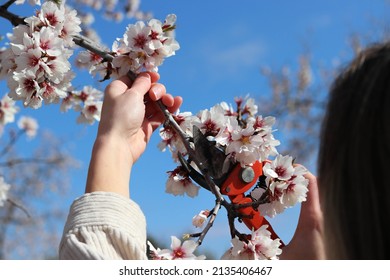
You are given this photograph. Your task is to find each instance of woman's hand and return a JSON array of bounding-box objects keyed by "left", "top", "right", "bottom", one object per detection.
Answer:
[
  {"left": 85, "top": 72, "right": 182, "bottom": 197},
  {"left": 280, "top": 170, "right": 326, "bottom": 259}
]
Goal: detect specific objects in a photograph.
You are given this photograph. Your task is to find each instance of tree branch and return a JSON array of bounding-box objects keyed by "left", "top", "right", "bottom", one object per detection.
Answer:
[
  {"left": 72, "top": 34, "right": 115, "bottom": 62},
  {"left": 0, "top": 130, "right": 24, "bottom": 158},
  {"left": 1, "top": 0, "right": 17, "bottom": 10},
  {"left": 0, "top": 2, "right": 25, "bottom": 26},
  {"left": 0, "top": 156, "right": 66, "bottom": 167},
  {"left": 6, "top": 197, "right": 31, "bottom": 218}
]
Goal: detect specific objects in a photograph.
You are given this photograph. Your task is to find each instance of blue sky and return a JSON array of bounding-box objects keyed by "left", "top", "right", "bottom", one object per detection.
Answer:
[{"left": 1, "top": 0, "right": 389, "bottom": 259}]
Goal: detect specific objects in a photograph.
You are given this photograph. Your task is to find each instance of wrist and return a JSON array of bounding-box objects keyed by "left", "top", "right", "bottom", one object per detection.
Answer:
[
  {"left": 94, "top": 133, "right": 134, "bottom": 160},
  {"left": 85, "top": 133, "right": 134, "bottom": 197}
]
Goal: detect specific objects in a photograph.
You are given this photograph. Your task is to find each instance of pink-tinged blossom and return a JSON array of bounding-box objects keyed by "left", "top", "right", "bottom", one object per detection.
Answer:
[
  {"left": 61, "top": 86, "right": 103, "bottom": 124},
  {"left": 0, "top": 95, "right": 19, "bottom": 126},
  {"left": 77, "top": 100, "right": 103, "bottom": 125},
  {"left": 219, "top": 101, "right": 236, "bottom": 116},
  {"left": 126, "top": 21, "right": 153, "bottom": 52},
  {"left": 263, "top": 154, "right": 294, "bottom": 180},
  {"left": 76, "top": 50, "right": 104, "bottom": 70},
  {"left": 0, "top": 48, "right": 16, "bottom": 80},
  {"left": 192, "top": 210, "right": 209, "bottom": 228},
  {"left": 255, "top": 180, "right": 288, "bottom": 218},
  {"left": 62, "top": 7, "right": 82, "bottom": 46},
  {"left": 12, "top": 70, "right": 41, "bottom": 107},
  {"left": 226, "top": 118, "right": 264, "bottom": 165},
  {"left": 33, "top": 1, "right": 65, "bottom": 32},
  {"left": 17, "top": 116, "right": 38, "bottom": 139},
  {"left": 157, "top": 236, "right": 206, "bottom": 260},
  {"left": 221, "top": 225, "right": 282, "bottom": 260},
  {"left": 0, "top": 176, "right": 11, "bottom": 207},
  {"left": 242, "top": 97, "right": 258, "bottom": 116},
  {"left": 158, "top": 112, "right": 195, "bottom": 159},
  {"left": 112, "top": 14, "right": 180, "bottom": 73},
  {"left": 196, "top": 104, "right": 226, "bottom": 137},
  {"left": 166, "top": 166, "right": 200, "bottom": 198},
  {"left": 147, "top": 240, "right": 163, "bottom": 260},
  {"left": 6, "top": 2, "right": 80, "bottom": 110},
  {"left": 281, "top": 165, "right": 308, "bottom": 207},
  {"left": 252, "top": 156, "right": 309, "bottom": 217}
]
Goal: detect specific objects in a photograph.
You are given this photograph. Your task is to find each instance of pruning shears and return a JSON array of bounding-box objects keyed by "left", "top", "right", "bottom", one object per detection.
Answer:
[{"left": 179, "top": 126, "right": 284, "bottom": 246}]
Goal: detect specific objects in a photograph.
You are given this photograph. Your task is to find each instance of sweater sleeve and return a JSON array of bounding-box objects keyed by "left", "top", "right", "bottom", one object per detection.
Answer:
[{"left": 59, "top": 192, "right": 147, "bottom": 260}]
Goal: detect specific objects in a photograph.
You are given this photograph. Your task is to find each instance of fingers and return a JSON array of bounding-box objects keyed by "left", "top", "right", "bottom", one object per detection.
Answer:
[
  {"left": 167, "top": 96, "right": 183, "bottom": 113},
  {"left": 105, "top": 71, "right": 160, "bottom": 99},
  {"left": 105, "top": 75, "right": 133, "bottom": 98},
  {"left": 302, "top": 170, "right": 322, "bottom": 213},
  {"left": 148, "top": 72, "right": 160, "bottom": 83},
  {"left": 149, "top": 83, "right": 167, "bottom": 101},
  {"left": 126, "top": 73, "right": 152, "bottom": 98},
  {"left": 149, "top": 83, "right": 182, "bottom": 112}
]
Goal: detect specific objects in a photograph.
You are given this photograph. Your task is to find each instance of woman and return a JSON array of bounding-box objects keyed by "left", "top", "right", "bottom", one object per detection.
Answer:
[
  {"left": 282, "top": 41, "right": 390, "bottom": 259},
  {"left": 59, "top": 72, "right": 182, "bottom": 259}
]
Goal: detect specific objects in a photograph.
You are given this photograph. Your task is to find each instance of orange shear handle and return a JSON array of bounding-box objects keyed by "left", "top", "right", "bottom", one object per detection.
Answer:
[{"left": 221, "top": 161, "right": 284, "bottom": 246}]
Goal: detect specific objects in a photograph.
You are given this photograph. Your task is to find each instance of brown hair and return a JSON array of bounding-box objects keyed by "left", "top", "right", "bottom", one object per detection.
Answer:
[{"left": 318, "top": 42, "right": 390, "bottom": 259}]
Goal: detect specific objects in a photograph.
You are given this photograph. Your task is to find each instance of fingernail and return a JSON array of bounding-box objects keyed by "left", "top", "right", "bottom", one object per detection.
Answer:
[
  {"left": 150, "top": 86, "right": 162, "bottom": 100},
  {"left": 139, "top": 72, "right": 151, "bottom": 80}
]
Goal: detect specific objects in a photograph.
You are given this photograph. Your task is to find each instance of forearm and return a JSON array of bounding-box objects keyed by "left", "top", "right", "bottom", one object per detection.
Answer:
[{"left": 85, "top": 135, "right": 133, "bottom": 197}]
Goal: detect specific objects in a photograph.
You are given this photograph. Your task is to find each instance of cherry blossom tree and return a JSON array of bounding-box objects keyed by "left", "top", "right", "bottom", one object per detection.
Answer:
[{"left": 1, "top": 0, "right": 389, "bottom": 260}]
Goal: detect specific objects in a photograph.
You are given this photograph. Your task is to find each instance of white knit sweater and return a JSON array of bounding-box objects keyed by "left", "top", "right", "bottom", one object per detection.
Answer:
[{"left": 59, "top": 192, "right": 147, "bottom": 260}]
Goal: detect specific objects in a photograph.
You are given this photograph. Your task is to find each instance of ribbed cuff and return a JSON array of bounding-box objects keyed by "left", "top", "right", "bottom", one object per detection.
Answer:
[{"left": 63, "top": 192, "right": 146, "bottom": 239}]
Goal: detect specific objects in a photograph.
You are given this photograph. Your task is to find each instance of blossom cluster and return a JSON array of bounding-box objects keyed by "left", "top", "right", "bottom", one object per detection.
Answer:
[
  {"left": 60, "top": 86, "right": 103, "bottom": 124},
  {"left": 77, "top": 13, "right": 180, "bottom": 79},
  {"left": 160, "top": 97, "right": 280, "bottom": 197},
  {"left": 221, "top": 225, "right": 282, "bottom": 260},
  {"left": 251, "top": 155, "right": 309, "bottom": 218},
  {"left": 158, "top": 97, "right": 309, "bottom": 259},
  {"left": 0, "top": 1, "right": 81, "bottom": 109},
  {"left": 1, "top": 1, "right": 179, "bottom": 125}
]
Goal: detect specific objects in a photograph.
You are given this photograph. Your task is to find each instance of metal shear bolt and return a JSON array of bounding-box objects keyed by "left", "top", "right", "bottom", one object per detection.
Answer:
[{"left": 240, "top": 167, "right": 255, "bottom": 183}]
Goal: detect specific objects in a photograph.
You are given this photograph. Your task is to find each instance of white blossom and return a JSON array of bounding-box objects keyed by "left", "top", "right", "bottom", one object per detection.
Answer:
[
  {"left": 77, "top": 100, "right": 103, "bottom": 125},
  {"left": 6, "top": 2, "right": 81, "bottom": 109},
  {"left": 252, "top": 156, "right": 309, "bottom": 217},
  {"left": 192, "top": 210, "right": 209, "bottom": 228},
  {"left": 17, "top": 116, "right": 38, "bottom": 139},
  {"left": 157, "top": 236, "right": 206, "bottom": 260},
  {"left": 221, "top": 225, "right": 282, "bottom": 260},
  {"left": 263, "top": 154, "right": 294, "bottom": 180},
  {"left": 165, "top": 166, "right": 200, "bottom": 198},
  {"left": 61, "top": 86, "right": 103, "bottom": 124},
  {"left": 0, "top": 95, "right": 19, "bottom": 126},
  {"left": 111, "top": 14, "right": 180, "bottom": 74}
]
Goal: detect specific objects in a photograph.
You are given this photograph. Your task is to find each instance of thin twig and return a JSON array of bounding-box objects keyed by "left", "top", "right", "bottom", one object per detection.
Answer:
[
  {"left": 72, "top": 34, "right": 115, "bottom": 62},
  {"left": 0, "top": 3, "right": 25, "bottom": 26},
  {"left": 6, "top": 197, "right": 31, "bottom": 218},
  {"left": 0, "top": 130, "right": 23, "bottom": 158},
  {"left": 195, "top": 200, "right": 221, "bottom": 246},
  {"left": 0, "top": 156, "right": 65, "bottom": 167}
]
